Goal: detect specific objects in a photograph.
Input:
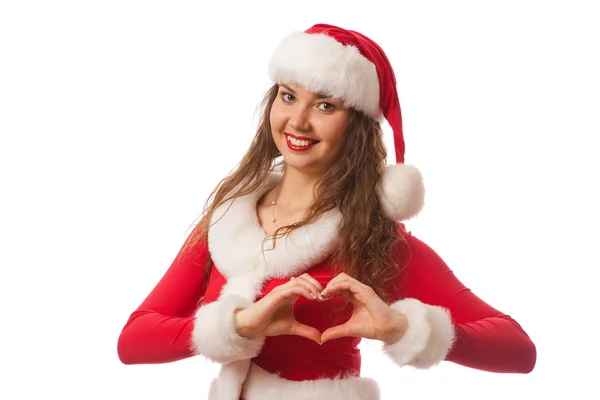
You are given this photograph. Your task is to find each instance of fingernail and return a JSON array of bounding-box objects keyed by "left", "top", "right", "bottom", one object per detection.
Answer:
[{"left": 311, "top": 294, "right": 317, "bottom": 299}]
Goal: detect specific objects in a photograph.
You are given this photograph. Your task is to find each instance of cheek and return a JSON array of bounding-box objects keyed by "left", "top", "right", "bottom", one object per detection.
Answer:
[
  {"left": 269, "top": 112, "right": 276, "bottom": 131},
  {"left": 320, "top": 119, "right": 348, "bottom": 147},
  {"left": 269, "top": 104, "right": 285, "bottom": 132}
]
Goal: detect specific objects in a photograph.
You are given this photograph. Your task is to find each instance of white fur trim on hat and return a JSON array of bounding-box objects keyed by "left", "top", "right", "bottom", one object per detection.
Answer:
[
  {"left": 191, "top": 295, "right": 265, "bottom": 364},
  {"left": 268, "top": 31, "right": 381, "bottom": 118},
  {"left": 383, "top": 298, "right": 455, "bottom": 369},
  {"left": 377, "top": 164, "right": 425, "bottom": 221}
]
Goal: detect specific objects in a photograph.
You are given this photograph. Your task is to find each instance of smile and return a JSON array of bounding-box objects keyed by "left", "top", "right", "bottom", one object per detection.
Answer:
[{"left": 285, "top": 133, "right": 319, "bottom": 151}]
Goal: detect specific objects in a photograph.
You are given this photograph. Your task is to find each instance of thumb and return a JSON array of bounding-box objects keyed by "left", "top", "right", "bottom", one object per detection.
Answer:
[
  {"left": 289, "top": 322, "right": 322, "bottom": 344},
  {"left": 321, "top": 323, "right": 353, "bottom": 344}
]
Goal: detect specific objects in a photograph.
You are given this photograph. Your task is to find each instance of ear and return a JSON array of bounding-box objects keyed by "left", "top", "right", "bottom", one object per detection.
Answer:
[{"left": 377, "top": 164, "right": 425, "bottom": 221}]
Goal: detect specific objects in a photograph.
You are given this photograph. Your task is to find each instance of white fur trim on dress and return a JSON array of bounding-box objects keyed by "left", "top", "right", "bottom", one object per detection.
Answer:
[
  {"left": 377, "top": 164, "right": 425, "bottom": 221},
  {"left": 203, "top": 174, "right": 342, "bottom": 399},
  {"left": 383, "top": 298, "right": 455, "bottom": 369},
  {"left": 208, "top": 173, "right": 341, "bottom": 280},
  {"left": 242, "top": 362, "right": 381, "bottom": 400},
  {"left": 208, "top": 359, "right": 252, "bottom": 400},
  {"left": 409, "top": 304, "right": 456, "bottom": 369},
  {"left": 269, "top": 31, "right": 381, "bottom": 118},
  {"left": 191, "top": 295, "right": 265, "bottom": 364}
]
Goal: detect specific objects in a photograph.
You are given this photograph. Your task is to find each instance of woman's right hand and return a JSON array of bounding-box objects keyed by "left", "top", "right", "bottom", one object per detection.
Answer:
[{"left": 233, "top": 273, "right": 325, "bottom": 344}]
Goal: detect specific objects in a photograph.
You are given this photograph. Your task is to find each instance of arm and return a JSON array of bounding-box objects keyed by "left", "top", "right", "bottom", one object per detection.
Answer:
[
  {"left": 384, "top": 228, "right": 536, "bottom": 373},
  {"left": 117, "top": 234, "right": 210, "bottom": 365}
]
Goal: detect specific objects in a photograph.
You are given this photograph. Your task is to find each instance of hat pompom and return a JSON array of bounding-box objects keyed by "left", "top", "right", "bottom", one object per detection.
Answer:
[{"left": 377, "top": 164, "right": 425, "bottom": 221}]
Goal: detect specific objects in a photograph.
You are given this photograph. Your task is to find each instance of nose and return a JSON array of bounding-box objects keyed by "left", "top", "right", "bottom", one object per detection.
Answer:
[{"left": 288, "top": 104, "right": 311, "bottom": 132}]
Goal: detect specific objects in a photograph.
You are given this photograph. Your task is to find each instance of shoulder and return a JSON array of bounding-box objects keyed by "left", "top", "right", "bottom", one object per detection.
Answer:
[
  {"left": 386, "top": 223, "right": 451, "bottom": 298},
  {"left": 174, "top": 227, "right": 211, "bottom": 268},
  {"left": 394, "top": 223, "right": 440, "bottom": 261}
]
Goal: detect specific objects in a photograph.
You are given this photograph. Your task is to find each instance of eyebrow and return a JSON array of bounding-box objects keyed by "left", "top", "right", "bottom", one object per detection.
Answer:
[{"left": 280, "top": 84, "right": 332, "bottom": 100}]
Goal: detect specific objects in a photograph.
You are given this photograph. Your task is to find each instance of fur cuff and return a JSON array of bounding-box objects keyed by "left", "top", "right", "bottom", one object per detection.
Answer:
[
  {"left": 191, "top": 295, "right": 265, "bottom": 364},
  {"left": 377, "top": 164, "right": 425, "bottom": 221},
  {"left": 384, "top": 298, "right": 455, "bottom": 369}
]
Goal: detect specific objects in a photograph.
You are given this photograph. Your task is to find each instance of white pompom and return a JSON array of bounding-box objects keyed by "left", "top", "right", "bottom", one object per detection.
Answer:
[{"left": 377, "top": 164, "right": 425, "bottom": 221}]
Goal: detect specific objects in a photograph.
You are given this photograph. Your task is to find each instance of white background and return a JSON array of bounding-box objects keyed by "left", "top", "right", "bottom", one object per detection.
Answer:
[{"left": 1, "top": 1, "right": 599, "bottom": 399}]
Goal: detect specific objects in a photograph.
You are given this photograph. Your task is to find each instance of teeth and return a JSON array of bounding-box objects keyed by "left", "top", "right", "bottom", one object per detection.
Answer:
[{"left": 287, "top": 135, "right": 313, "bottom": 147}]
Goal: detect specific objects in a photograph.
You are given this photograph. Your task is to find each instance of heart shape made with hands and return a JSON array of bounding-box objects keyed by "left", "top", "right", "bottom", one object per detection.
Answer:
[{"left": 273, "top": 273, "right": 407, "bottom": 345}]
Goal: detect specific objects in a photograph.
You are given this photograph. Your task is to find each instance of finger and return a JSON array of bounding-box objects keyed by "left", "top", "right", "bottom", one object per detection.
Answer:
[
  {"left": 259, "top": 286, "right": 306, "bottom": 312},
  {"left": 323, "top": 273, "right": 365, "bottom": 294},
  {"left": 321, "top": 280, "right": 372, "bottom": 305},
  {"left": 288, "top": 322, "right": 322, "bottom": 344},
  {"left": 321, "top": 322, "right": 354, "bottom": 344},
  {"left": 296, "top": 274, "right": 327, "bottom": 300},
  {"left": 320, "top": 273, "right": 350, "bottom": 299},
  {"left": 283, "top": 276, "right": 322, "bottom": 300},
  {"left": 297, "top": 273, "right": 324, "bottom": 292},
  {"left": 322, "top": 277, "right": 357, "bottom": 295},
  {"left": 275, "top": 284, "right": 317, "bottom": 303},
  {"left": 324, "top": 272, "right": 351, "bottom": 288}
]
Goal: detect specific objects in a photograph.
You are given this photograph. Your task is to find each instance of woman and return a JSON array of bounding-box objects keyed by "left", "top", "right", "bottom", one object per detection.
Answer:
[{"left": 117, "top": 24, "right": 536, "bottom": 399}]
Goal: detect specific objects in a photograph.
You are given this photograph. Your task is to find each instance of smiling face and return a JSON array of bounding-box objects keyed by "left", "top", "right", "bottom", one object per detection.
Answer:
[{"left": 269, "top": 83, "right": 351, "bottom": 176}]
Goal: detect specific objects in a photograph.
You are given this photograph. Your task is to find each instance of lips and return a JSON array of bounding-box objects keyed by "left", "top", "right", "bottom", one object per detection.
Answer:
[{"left": 284, "top": 133, "right": 319, "bottom": 152}]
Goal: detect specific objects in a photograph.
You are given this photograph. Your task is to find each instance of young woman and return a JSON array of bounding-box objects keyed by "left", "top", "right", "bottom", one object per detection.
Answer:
[{"left": 117, "top": 23, "right": 536, "bottom": 399}]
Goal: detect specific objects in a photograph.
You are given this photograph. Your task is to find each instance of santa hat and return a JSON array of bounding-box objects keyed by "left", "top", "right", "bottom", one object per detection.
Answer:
[{"left": 268, "top": 23, "right": 425, "bottom": 221}]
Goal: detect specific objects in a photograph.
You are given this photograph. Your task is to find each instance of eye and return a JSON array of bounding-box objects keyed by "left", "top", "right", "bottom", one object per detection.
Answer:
[
  {"left": 280, "top": 92, "right": 295, "bottom": 103},
  {"left": 317, "top": 102, "right": 335, "bottom": 112}
]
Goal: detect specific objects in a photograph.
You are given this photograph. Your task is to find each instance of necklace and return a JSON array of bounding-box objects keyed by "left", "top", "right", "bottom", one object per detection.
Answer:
[
  {"left": 271, "top": 200, "right": 278, "bottom": 224},
  {"left": 270, "top": 199, "right": 315, "bottom": 227}
]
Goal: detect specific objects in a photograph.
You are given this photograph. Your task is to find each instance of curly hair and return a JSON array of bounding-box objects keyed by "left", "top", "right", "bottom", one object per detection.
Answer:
[{"left": 183, "top": 84, "right": 407, "bottom": 302}]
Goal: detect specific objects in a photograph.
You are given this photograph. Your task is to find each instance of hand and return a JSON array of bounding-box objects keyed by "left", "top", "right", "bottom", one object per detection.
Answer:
[
  {"left": 234, "top": 273, "right": 325, "bottom": 343},
  {"left": 320, "top": 273, "right": 407, "bottom": 344}
]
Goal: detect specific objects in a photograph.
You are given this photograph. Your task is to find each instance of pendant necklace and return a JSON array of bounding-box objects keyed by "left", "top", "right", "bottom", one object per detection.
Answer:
[
  {"left": 271, "top": 200, "right": 278, "bottom": 224},
  {"left": 271, "top": 199, "right": 315, "bottom": 228}
]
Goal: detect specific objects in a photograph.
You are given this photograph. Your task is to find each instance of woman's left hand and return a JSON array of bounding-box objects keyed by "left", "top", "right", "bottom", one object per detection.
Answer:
[{"left": 320, "top": 273, "right": 407, "bottom": 344}]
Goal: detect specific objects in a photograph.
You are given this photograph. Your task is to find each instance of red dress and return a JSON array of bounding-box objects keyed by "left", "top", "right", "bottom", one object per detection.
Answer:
[{"left": 117, "top": 175, "right": 536, "bottom": 399}]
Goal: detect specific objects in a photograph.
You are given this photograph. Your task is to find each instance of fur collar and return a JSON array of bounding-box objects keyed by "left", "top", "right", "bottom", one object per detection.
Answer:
[
  {"left": 207, "top": 173, "right": 341, "bottom": 282},
  {"left": 207, "top": 163, "right": 424, "bottom": 285}
]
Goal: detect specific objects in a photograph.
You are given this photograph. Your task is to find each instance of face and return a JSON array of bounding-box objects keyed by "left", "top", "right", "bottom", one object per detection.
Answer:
[{"left": 269, "top": 83, "right": 351, "bottom": 175}]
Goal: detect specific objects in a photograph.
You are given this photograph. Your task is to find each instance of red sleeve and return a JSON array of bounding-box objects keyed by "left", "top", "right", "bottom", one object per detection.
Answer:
[
  {"left": 390, "top": 228, "right": 537, "bottom": 373},
  {"left": 117, "top": 235, "right": 210, "bottom": 364}
]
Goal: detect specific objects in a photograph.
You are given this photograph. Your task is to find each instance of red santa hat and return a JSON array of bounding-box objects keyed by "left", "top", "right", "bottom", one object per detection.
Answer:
[{"left": 268, "top": 23, "right": 425, "bottom": 221}]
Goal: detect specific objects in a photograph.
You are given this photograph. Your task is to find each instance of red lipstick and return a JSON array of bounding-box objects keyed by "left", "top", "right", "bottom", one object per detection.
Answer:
[{"left": 284, "top": 133, "right": 319, "bottom": 152}]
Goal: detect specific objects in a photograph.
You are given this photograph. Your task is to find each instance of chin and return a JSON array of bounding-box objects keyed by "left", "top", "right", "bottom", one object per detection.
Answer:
[
  {"left": 281, "top": 157, "right": 316, "bottom": 171},
  {"left": 280, "top": 155, "right": 325, "bottom": 175}
]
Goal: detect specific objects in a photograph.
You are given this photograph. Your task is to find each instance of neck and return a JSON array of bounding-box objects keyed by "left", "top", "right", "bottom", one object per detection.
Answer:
[{"left": 269, "top": 166, "right": 320, "bottom": 211}]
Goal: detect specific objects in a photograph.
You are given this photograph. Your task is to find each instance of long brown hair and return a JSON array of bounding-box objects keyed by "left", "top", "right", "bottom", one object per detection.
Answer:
[{"left": 184, "top": 84, "right": 406, "bottom": 301}]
